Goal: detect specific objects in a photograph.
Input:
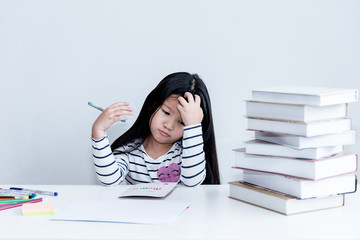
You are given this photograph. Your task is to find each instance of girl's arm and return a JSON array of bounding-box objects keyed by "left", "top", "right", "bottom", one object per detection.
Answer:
[
  {"left": 91, "top": 102, "right": 132, "bottom": 185},
  {"left": 180, "top": 124, "right": 206, "bottom": 187},
  {"left": 177, "top": 92, "right": 206, "bottom": 187},
  {"left": 92, "top": 135, "right": 129, "bottom": 186}
]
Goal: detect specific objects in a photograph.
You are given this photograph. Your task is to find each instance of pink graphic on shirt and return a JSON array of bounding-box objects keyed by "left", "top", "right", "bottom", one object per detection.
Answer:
[{"left": 157, "top": 163, "right": 181, "bottom": 182}]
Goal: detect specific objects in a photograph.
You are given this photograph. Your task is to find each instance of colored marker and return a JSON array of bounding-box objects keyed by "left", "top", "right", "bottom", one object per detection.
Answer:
[
  {"left": 9, "top": 188, "right": 58, "bottom": 196},
  {"left": 0, "top": 189, "right": 35, "bottom": 199},
  {"left": 0, "top": 196, "right": 17, "bottom": 200},
  {"left": 0, "top": 198, "right": 42, "bottom": 204},
  {"left": 88, "top": 101, "right": 126, "bottom": 122},
  {"left": 0, "top": 195, "right": 28, "bottom": 200},
  {"left": 88, "top": 101, "right": 104, "bottom": 111}
]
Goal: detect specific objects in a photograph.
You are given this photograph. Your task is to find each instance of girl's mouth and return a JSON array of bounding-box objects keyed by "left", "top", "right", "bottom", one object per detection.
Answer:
[{"left": 159, "top": 130, "right": 170, "bottom": 137}]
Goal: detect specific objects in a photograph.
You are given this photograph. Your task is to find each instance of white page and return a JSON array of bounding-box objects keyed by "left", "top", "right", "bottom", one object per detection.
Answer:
[{"left": 51, "top": 199, "right": 190, "bottom": 225}]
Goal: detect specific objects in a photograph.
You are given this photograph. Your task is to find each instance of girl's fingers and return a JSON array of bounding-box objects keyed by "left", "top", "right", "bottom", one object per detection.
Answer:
[
  {"left": 177, "top": 93, "right": 204, "bottom": 126},
  {"left": 109, "top": 102, "right": 130, "bottom": 108},
  {"left": 177, "top": 96, "right": 188, "bottom": 107},
  {"left": 111, "top": 107, "right": 133, "bottom": 114},
  {"left": 110, "top": 110, "right": 132, "bottom": 119},
  {"left": 107, "top": 103, "right": 133, "bottom": 115},
  {"left": 106, "top": 103, "right": 131, "bottom": 112},
  {"left": 176, "top": 103, "right": 184, "bottom": 112},
  {"left": 112, "top": 115, "right": 128, "bottom": 122},
  {"left": 178, "top": 92, "right": 195, "bottom": 106},
  {"left": 194, "top": 94, "right": 201, "bottom": 105},
  {"left": 178, "top": 93, "right": 201, "bottom": 107},
  {"left": 98, "top": 102, "right": 133, "bottom": 124},
  {"left": 184, "top": 92, "right": 195, "bottom": 103}
]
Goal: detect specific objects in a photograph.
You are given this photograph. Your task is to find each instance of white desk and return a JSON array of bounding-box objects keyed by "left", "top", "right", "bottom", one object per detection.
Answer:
[{"left": 0, "top": 184, "right": 359, "bottom": 240}]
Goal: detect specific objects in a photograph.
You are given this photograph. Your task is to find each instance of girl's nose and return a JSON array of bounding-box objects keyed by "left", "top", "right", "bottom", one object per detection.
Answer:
[{"left": 164, "top": 120, "right": 175, "bottom": 131}]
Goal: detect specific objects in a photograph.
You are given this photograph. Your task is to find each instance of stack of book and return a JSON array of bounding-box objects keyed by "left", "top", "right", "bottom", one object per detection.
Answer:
[{"left": 229, "top": 86, "right": 359, "bottom": 215}]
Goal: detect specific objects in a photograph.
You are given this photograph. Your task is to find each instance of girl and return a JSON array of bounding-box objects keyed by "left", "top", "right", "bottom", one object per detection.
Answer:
[{"left": 91, "top": 72, "right": 220, "bottom": 186}]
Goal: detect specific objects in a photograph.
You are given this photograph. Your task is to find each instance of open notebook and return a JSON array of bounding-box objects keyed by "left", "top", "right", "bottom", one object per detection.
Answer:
[{"left": 119, "top": 182, "right": 177, "bottom": 198}]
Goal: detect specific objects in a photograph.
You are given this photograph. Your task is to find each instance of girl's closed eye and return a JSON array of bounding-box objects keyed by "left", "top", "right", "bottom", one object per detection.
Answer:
[
  {"left": 162, "top": 109, "right": 170, "bottom": 115},
  {"left": 178, "top": 120, "right": 185, "bottom": 126}
]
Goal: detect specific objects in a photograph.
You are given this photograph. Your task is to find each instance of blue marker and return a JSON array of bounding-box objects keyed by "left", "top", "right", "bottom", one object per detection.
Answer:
[
  {"left": 88, "top": 101, "right": 104, "bottom": 111},
  {"left": 88, "top": 102, "right": 126, "bottom": 122}
]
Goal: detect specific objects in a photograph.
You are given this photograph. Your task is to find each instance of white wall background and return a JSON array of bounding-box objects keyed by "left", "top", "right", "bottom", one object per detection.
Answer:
[{"left": 1, "top": 0, "right": 359, "bottom": 184}]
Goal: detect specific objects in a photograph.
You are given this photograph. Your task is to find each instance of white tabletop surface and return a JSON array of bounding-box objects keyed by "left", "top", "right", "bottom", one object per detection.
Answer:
[{"left": 0, "top": 184, "right": 359, "bottom": 240}]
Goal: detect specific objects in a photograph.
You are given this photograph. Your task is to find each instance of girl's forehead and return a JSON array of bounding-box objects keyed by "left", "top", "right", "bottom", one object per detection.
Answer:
[
  {"left": 164, "top": 94, "right": 179, "bottom": 102},
  {"left": 162, "top": 95, "right": 180, "bottom": 108},
  {"left": 167, "top": 94, "right": 180, "bottom": 99}
]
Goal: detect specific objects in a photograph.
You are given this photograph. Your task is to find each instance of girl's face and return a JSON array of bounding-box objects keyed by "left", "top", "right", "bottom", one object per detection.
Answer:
[{"left": 149, "top": 94, "right": 185, "bottom": 146}]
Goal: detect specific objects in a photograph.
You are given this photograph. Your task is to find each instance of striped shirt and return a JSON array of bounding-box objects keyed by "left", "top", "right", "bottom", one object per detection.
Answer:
[{"left": 92, "top": 124, "right": 206, "bottom": 187}]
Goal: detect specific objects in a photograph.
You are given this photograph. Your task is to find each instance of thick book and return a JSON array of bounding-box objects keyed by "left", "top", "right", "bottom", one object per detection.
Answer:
[
  {"left": 229, "top": 181, "right": 345, "bottom": 215},
  {"left": 244, "top": 139, "right": 343, "bottom": 159},
  {"left": 246, "top": 101, "right": 348, "bottom": 122},
  {"left": 254, "top": 130, "right": 355, "bottom": 149},
  {"left": 233, "top": 148, "right": 358, "bottom": 180},
  {"left": 242, "top": 170, "right": 357, "bottom": 199},
  {"left": 251, "top": 86, "right": 358, "bottom": 106},
  {"left": 247, "top": 117, "right": 351, "bottom": 137}
]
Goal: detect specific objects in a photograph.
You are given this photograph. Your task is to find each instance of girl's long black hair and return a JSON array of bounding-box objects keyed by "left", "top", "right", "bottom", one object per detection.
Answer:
[{"left": 111, "top": 72, "right": 220, "bottom": 184}]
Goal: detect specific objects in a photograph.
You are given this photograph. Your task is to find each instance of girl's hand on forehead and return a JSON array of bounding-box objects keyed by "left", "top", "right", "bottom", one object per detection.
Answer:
[{"left": 177, "top": 92, "right": 203, "bottom": 126}]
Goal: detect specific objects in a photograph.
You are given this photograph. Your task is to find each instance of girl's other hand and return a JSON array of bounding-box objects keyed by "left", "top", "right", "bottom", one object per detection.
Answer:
[
  {"left": 91, "top": 102, "right": 133, "bottom": 140},
  {"left": 177, "top": 92, "right": 203, "bottom": 126}
]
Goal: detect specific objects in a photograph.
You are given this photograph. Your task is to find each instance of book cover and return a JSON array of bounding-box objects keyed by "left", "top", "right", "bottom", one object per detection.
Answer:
[
  {"left": 254, "top": 130, "right": 355, "bottom": 149},
  {"left": 242, "top": 170, "right": 357, "bottom": 199},
  {"left": 251, "top": 86, "right": 358, "bottom": 106},
  {"left": 233, "top": 149, "right": 358, "bottom": 180},
  {"left": 247, "top": 117, "right": 351, "bottom": 137},
  {"left": 244, "top": 139, "right": 343, "bottom": 159},
  {"left": 246, "top": 101, "right": 348, "bottom": 122},
  {"left": 229, "top": 181, "right": 345, "bottom": 215}
]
